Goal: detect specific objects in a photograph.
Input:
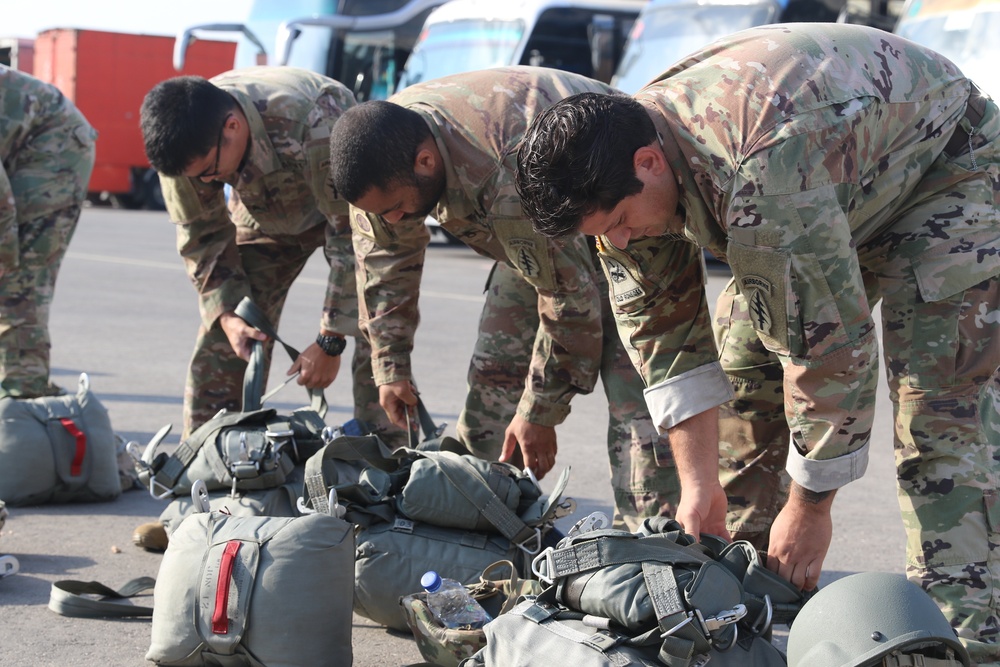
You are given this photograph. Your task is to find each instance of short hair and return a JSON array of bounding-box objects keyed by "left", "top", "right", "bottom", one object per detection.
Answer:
[
  {"left": 140, "top": 76, "right": 237, "bottom": 176},
  {"left": 328, "top": 100, "right": 432, "bottom": 203},
  {"left": 515, "top": 92, "right": 656, "bottom": 238}
]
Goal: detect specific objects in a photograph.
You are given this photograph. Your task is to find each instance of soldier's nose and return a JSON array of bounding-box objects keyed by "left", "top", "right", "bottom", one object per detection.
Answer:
[{"left": 605, "top": 227, "right": 631, "bottom": 250}]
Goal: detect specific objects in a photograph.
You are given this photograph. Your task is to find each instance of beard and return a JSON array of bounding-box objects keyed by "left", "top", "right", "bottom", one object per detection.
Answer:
[{"left": 409, "top": 171, "right": 446, "bottom": 220}]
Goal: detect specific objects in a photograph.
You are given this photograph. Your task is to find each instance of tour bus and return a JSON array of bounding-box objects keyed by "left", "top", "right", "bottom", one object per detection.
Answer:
[
  {"left": 175, "top": 0, "right": 449, "bottom": 101},
  {"left": 893, "top": 0, "right": 1000, "bottom": 97},
  {"left": 611, "top": 0, "right": 901, "bottom": 93},
  {"left": 396, "top": 0, "right": 647, "bottom": 89}
]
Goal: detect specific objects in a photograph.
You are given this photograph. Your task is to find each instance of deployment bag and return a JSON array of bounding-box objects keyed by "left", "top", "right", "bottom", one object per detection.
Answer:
[
  {"left": 0, "top": 373, "right": 119, "bottom": 505},
  {"left": 299, "top": 418, "right": 574, "bottom": 631},
  {"left": 134, "top": 298, "right": 328, "bottom": 499},
  {"left": 401, "top": 559, "right": 544, "bottom": 667},
  {"left": 146, "top": 509, "right": 355, "bottom": 667},
  {"left": 516, "top": 515, "right": 803, "bottom": 667}
]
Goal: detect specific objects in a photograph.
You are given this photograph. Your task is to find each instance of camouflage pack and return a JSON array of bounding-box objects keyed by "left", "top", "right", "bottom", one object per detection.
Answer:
[
  {"left": 0, "top": 373, "right": 119, "bottom": 506},
  {"left": 401, "top": 560, "right": 543, "bottom": 667}
]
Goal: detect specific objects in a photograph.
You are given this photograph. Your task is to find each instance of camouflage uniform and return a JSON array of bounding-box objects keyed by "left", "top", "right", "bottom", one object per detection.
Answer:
[
  {"left": 598, "top": 25, "right": 1000, "bottom": 661},
  {"left": 0, "top": 67, "right": 96, "bottom": 399},
  {"left": 351, "top": 66, "right": 678, "bottom": 529},
  {"left": 159, "top": 67, "right": 401, "bottom": 446}
]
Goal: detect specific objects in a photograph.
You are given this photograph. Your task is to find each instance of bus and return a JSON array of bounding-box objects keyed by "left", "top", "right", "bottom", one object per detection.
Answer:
[{"left": 893, "top": 0, "right": 1000, "bottom": 97}]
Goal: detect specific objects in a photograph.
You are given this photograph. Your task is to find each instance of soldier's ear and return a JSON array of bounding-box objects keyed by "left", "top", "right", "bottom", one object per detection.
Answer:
[
  {"left": 413, "top": 136, "right": 439, "bottom": 177},
  {"left": 633, "top": 144, "right": 666, "bottom": 177}
]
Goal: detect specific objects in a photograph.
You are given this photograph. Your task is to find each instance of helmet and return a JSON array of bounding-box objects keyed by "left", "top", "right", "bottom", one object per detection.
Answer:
[{"left": 786, "top": 572, "right": 971, "bottom": 667}]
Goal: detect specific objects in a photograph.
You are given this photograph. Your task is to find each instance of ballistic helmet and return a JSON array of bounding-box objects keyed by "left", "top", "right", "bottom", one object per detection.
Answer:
[{"left": 786, "top": 572, "right": 970, "bottom": 667}]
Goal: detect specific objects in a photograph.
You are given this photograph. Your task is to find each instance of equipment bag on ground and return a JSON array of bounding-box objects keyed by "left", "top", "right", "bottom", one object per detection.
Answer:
[
  {"left": 0, "top": 373, "right": 119, "bottom": 505},
  {"left": 299, "top": 411, "right": 575, "bottom": 631},
  {"left": 474, "top": 515, "right": 806, "bottom": 667},
  {"left": 146, "top": 508, "right": 355, "bottom": 667},
  {"left": 401, "top": 559, "right": 544, "bottom": 667},
  {"left": 133, "top": 298, "right": 328, "bottom": 499}
]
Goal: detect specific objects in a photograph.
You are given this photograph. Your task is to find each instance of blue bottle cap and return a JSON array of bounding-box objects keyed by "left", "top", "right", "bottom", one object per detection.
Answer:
[{"left": 420, "top": 570, "right": 442, "bottom": 592}]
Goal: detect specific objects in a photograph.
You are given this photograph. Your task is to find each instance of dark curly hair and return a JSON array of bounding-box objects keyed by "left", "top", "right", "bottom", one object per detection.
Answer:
[{"left": 515, "top": 92, "right": 656, "bottom": 238}]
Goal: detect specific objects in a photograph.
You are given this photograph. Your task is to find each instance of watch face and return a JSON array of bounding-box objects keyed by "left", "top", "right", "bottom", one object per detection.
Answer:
[{"left": 317, "top": 334, "right": 347, "bottom": 356}]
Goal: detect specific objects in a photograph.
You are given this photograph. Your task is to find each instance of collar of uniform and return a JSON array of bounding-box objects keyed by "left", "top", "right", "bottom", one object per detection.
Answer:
[
  {"left": 223, "top": 87, "right": 284, "bottom": 183},
  {"left": 412, "top": 106, "right": 477, "bottom": 222},
  {"left": 640, "top": 99, "right": 723, "bottom": 252}
]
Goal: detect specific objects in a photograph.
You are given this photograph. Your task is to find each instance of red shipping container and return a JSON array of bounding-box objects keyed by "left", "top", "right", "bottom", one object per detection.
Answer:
[{"left": 33, "top": 29, "right": 235, "bottom": 207}]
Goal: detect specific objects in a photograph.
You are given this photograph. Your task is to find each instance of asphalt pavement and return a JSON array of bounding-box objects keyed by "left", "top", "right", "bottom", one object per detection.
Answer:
[{"left": 0, "top": 207, "right": 906, "bottom": 666}]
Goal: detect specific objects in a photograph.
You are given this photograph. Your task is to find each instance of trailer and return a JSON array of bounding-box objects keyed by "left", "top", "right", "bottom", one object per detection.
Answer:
[{"left": 32, "top": 28, "right": 236, "bottom": 209}]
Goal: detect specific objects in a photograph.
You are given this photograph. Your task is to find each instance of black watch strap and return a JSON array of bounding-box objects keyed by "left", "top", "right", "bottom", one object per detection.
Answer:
[{"left": 316, "top": 333, "right": 347, "bottom": 357}]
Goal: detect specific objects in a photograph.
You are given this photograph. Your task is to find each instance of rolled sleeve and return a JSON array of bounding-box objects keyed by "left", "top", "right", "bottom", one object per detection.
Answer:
[
  {"left": 786, "top": 440, "right": 870, "bottom": 492},
  {"left": 644, "top": 362, "right": 734, "bottom": 433}
]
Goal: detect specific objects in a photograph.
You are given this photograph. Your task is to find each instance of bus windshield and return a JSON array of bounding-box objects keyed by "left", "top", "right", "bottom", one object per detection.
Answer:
[
  {"left": 895, "top": 2, "right": 1000, "bottom": 97},
  {"left": 398, "top": 20, "right": 525, "bottom": 89},
  {"left": 612, "top": 2, "right": 777, "bottom": 93}
]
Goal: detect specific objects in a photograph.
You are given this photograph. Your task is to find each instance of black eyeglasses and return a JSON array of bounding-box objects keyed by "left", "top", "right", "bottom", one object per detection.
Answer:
[{"left": 198, "top": 113, "right": 231, "bottom": 180}]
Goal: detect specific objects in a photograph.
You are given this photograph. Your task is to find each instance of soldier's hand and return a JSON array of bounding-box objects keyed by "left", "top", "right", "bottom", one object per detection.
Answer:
[
  {"left": 676, "top": 481, "right": 730, "bottom": 543},
  {"left": 379, "top": 381, "right": 419, "bottom": 432},
  {"left": 501, "top": 415, "right": 557, "bottom": 480},
  {"left": 290, "top": 343, "right": 341, "bottom": 389},
  {"left": 766, "top": 484, "right": 834, "bottom": 591},
  {"left": 218, "top": 311, "right": 268, "bottom": 361}
]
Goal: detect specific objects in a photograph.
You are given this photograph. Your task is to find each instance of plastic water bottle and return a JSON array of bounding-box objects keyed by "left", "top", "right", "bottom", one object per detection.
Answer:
[{"left": 420, "top": 570, "right": 492, "bottom": 629}]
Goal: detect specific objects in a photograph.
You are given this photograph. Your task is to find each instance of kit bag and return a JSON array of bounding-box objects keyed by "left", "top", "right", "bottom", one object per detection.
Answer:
[
  {"left": 299, "top": 416, "right": 574, "bottom": 632},
  {"left": 134, "top": 298, "right": 328, "bottom": 499},
  {"left": 401, "top": 559, "right": 544, "bottom": 667},
  {"left": 474, "top": 516, "right": 804, "bottom": 667},
  {"left": 146, "top": 510, "right": 355, "bottom": 667},
  {"left": 0, "top": 373, "right": 119, "bottom": 506}
]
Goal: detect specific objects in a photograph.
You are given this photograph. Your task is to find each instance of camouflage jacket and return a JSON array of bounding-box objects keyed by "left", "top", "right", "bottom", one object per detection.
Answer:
[
  {"left": 601, "top": 24, "right": 1000, "bottom": 487},
  {"left": 351, "top": 66, "right": 614, "bottom": 426},
  {"left": 0, "top": 66, "right": 96, "bottom": 273},
  {"left": 159, "top": 67, "right": 358, "bottom": 334}
]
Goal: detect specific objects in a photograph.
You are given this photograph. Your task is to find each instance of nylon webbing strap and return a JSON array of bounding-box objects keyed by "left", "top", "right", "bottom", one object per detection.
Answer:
[
  {"left": 151, "top": 412, "right": 251, "bottom": 491},
  {"left": 547, "top": 536, "right": 707, "bottom": 580},
  {"left": 515, "top": 600, "right": 634, "bottom": 667},
  {"left": 422, "top": 450, "right": 536, "bottom": 545},
  {"left": 48, "top": 577, "right": 155, "bottom": 618},
  {"left": 234, "top": 297, "right": 327, "bottom": 417}
]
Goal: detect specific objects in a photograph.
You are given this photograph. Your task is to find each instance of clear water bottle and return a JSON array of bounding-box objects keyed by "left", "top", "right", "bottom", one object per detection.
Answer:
[{"left": 420, "top": 570, "right": 492, "bottom": 629}]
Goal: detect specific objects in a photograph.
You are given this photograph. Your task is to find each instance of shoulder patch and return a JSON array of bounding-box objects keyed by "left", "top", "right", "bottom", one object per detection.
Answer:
[
  {"left": 741, "top": 275, "right": 773, "bottom": 334},
  {"left": 601, "top": 255, "right": 646, "bottom": 307}
]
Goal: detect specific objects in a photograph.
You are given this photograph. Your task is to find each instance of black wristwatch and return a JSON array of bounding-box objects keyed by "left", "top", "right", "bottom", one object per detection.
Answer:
[{"left": 316, "top": 333, "right": 347, "bottom": 357}]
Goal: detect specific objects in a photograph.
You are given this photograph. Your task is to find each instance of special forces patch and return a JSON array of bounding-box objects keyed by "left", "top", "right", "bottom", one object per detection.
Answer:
[
  {"left": 741, "top": 275, "right": 773, "bottom": 334},
  {"left": 601, "top": 256, "right": 645, "bottom": 307},
  {"left": 507, "top": 238, "right": 541, "bottom": 279}
]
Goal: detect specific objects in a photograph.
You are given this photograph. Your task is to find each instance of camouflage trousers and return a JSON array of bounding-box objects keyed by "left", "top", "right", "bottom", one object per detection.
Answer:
[
  {"left": 182, "top": 235, "right": 404, "bottom": 449},
  {"left": 0, "top": 124, "right": 95, "bottom": 399},
  {"left": 457, "top": 260, "right": 679, "bottom": 531},
  {"left": 715, "top": 146, "right": 1000, "bottom": 661},
  {"left": 0, "top": 206, "right": 83, "bottom": 399}
]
